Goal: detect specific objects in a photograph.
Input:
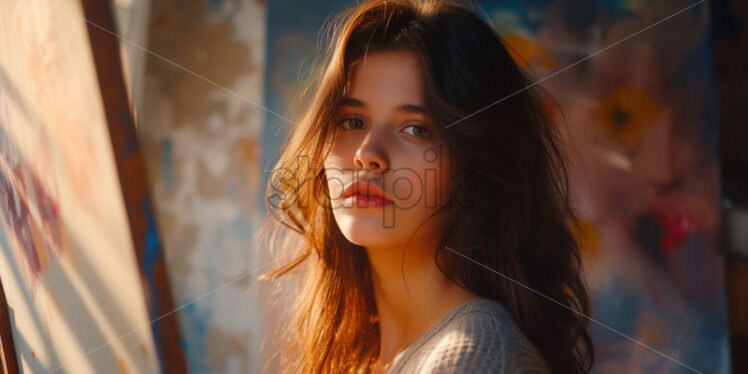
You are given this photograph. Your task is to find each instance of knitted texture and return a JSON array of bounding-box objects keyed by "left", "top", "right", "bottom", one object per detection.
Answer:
[{"left": 386, "top": 299, "right": 552, "bottom": 374}]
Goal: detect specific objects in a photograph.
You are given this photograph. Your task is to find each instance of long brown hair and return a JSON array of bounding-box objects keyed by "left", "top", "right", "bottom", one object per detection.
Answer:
[{"left": 256, "top": 0, "right": 594, "bottom": 373}]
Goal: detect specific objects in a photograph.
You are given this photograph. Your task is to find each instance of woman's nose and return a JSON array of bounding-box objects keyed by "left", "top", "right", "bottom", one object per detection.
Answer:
[{"left": 353, "top": 130, "right": 389, "bottom": 171}]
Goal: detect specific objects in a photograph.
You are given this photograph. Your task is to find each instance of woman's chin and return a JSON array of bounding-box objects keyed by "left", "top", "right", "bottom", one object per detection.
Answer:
[
  {"left": 334, "top": 214, "right": 403, "bottom": 247},
  {"left": 342, "top": 229, "right": 401, "bottom": 248}
]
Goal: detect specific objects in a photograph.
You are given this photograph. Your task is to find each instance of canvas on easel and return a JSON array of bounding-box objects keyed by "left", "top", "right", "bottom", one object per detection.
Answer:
[{"left": 0, "top": 0, "right": 185, "bottom": 372}]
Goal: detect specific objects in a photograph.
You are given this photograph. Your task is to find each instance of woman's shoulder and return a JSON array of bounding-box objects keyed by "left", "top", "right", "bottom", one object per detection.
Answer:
[{"left": 388, "top": 299, "right": 552, "bottom": 374}]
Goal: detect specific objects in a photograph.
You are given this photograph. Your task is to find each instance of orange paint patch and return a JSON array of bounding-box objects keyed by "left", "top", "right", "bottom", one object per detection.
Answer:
[
  {"left": 235, "top": 137, "right": 262, "bottom": 162},
  {"left": 597, "top": 86, "right": 661, "bottom": 151},
  {"left": 502, "top": 32, "right": 556, "bottom": 70},
  {"left": 568, "top": 218, "right": 600, "bottom": 259},
  {"left": 117, "top": 358, "right": 128, "bottom": 373}
]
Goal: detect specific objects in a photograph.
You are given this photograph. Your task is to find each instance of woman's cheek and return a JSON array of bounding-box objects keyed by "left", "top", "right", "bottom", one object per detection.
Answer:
[{"left": 323, "top": 160, "right": 345, "bottom": 201}]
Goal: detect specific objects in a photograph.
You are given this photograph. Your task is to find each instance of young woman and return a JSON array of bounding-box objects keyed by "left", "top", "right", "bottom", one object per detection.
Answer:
[{"left": 257, "top": 0, "right": 594, "bottom": 373}]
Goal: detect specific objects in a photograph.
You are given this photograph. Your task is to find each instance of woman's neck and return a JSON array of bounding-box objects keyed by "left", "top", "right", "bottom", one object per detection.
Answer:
[{"left": 365, "top": 242, "right": 485, "bottom": 367}]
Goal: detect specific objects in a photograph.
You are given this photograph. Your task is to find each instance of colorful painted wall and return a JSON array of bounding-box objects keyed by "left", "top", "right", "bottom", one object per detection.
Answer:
[
  {"left": 485, "top": 0, "right": 729, "bottom": 372},
  {"left": 0, "top": 0, "right": 163, "bottom": 372}
]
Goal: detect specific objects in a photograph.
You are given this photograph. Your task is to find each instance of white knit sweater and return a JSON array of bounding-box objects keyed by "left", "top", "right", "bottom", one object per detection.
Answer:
[{"left": 386, "top": 299, "right": 552, "bottom": 373}]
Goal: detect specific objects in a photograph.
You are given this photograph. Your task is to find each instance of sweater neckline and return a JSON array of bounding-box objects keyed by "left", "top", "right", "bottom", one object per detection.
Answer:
[{"left": 388, "top": 298, "right": 510, "bottom": 371}]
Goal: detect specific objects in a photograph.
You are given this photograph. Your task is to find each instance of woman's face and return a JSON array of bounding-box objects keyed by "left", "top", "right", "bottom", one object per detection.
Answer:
[{"left": 323, "top": 51, "right": 454, "bottom": 250}]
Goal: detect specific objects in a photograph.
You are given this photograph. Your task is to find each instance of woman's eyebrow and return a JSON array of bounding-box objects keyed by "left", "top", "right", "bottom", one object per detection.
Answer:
[
  {"left": 396, "top": 104, "right": 427, "bottom": 115},
  {"left": 339, "top": 97, "right": 427, "bottom": 115},
  {"left": 340, "top": 97, "right": 365, "bottom": 108}
]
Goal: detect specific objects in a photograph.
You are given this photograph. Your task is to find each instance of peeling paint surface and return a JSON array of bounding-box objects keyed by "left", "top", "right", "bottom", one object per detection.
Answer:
[{"left": 139, "top": 1, "right": 266, "bottom": 373}]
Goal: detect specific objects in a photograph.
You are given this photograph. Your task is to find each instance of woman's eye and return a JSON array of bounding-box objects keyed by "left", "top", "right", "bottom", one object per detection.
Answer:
[
  {"left": 402, "top": 124, "right": 431, "bottom": 139},
  {"left": 339, "top": 117, "right": 365, "bottom": 130}
]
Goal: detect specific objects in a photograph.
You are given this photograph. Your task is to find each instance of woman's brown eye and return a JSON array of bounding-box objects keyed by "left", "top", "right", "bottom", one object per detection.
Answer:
[
  {"left": 339, "top": 117, "right": 365, "bottom": 130},
  {"left": 403, "top": 124, "right": 430, "bottom": 139}
]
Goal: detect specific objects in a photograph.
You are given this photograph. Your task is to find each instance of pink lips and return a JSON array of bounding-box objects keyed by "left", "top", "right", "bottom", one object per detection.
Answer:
[
  {"left": 342, "top": 180, "right": 394, "bottom": 208},
  {"left": 349, "top": 193, "right": 394, "bottom": 207}
]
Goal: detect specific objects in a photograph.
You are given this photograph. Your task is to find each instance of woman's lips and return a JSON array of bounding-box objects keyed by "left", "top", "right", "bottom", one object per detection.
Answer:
[
  {"left": 342, "top": 179, "right": 393, "bottom": 207},
  {"left": 345, "top": 193, "right": 394, "bottom": 208}
]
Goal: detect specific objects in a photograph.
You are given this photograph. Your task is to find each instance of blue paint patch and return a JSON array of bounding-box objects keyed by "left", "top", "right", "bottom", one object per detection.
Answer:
[
  {"left": 140, "top": 197, "right": 166, "bottom": 372},
  {"left": 591, "top": 279, "right": 641, "bottom": 335},
  {"left": 482, "top": 0, "right": 553, "bottom": 35},
  {"left": 231, "top": 214, "right": 253, "bottom": 241},
  {"left": 179, "top": 302, "right": 212, "bottom": 372},
  {"left": 596, "top": 0, "right": 634, "bottom": 20},
  {"left": 141, "top": 197, "right": 161, "bottom": 283}
]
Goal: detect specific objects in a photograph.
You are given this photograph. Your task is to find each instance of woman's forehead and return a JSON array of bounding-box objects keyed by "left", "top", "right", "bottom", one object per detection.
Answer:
[{"left": 344, "top": 51, "right": 424, "bottom": 107}]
